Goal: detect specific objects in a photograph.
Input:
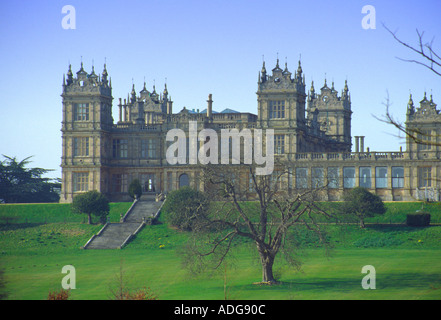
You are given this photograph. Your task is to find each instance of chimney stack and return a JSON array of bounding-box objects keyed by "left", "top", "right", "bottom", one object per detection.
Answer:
[
  {"left": 207, "top": 94, "right": 213, "bottom": 118},
  {"left": 167, "top": 100, "right": 173, "bottom": 115},
  {"left": 136, "top": 99, "right": 145, "bottom": 125},
  {"left": 118, "top": 98, "right": 123, "bottom": 122}
]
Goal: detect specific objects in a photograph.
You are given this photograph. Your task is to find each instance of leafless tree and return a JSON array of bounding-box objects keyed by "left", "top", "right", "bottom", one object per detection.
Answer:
[
  {"left": 377, "top": 24, "right": 440, "bottom": 145},
  {"left": 108, "top": 259, "right": 158, "bottom": 300},
  {"left": 182, "top": 162, "right": 332, "bottom": 284},
  {"left": 374, "top": 91, "right": 438, "bottom": 147},
  {"left": 383, "top": 24, "right": 441, "bottom": 77}
]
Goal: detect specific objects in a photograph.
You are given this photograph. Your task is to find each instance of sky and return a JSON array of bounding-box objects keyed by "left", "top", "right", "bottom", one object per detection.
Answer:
[{"left": 0, "top": 0, "right": 440, "bottom": 179}]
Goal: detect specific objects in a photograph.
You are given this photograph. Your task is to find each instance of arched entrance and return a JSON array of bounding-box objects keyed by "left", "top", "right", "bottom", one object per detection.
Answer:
[{"left": 179, "top": 173, "right": 189, "bottom": 188}]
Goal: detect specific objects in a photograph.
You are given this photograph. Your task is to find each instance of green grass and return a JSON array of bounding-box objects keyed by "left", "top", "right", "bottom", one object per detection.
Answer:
[
  {"left": 0, "top": 202, "right": 132, "bottom": 224},
  {"left": 1, "top": 201, "right": 441, "bottom": 300},
  {"left": 336, "top": 201, "right": 441, "bottom": 224}
]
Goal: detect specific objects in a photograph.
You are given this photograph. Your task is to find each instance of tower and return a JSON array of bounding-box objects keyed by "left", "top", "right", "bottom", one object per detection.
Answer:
[
  {"left": 60, "top": 62, "right": 113, "bottom": 202},
  {"left": 257, "top": 57, "right": 307, "bottom": 153},
  {"left": 306, "top": 79, "right": 352, "bottom": 151},
  {"left": 405, "top": 92, "right": 439, "bottom": 155}
]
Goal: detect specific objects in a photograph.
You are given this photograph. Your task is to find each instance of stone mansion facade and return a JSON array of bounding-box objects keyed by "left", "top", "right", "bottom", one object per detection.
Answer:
[{"left": 60, "top": 60, "right": 439, "bottom": 203}]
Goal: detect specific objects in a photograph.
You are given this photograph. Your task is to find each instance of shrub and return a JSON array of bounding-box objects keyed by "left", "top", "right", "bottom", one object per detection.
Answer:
[
  {"left": 128, "top": 179, "right": 142, "bottom": 200},
  {"left": 47, "top": 288, "right": 70, "bottom": 300},
  {"left": 71, "top": 190, "right": 110, "bottom": 224},
  {"left": 162, "top": 187, "right": 209, "bottom": 231},
  {"left": 406, "top": 212, "right": 431, "bottom": 227},
  {"left": 342, "top": 187, "right": 386, "bottom": 228},
  {"left": 353, "top": 234, "right": 404, "bottom": 248}
]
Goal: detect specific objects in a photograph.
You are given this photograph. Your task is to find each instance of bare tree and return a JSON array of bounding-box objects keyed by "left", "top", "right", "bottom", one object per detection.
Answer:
[
  {"left": 182, "top": 162, "right": 332, "bottom": 284},
  {"left": 108, "top": 259, "right": 158, "bottom": 300},
  {"left": 374, "top": 91, "right": 439, "bottom": 147},
  {"left": 383, "top": 24, "right": 441, "bottom": 77},
  {"left": 377, "top": 25, "right": 440, "bottom": 145}
]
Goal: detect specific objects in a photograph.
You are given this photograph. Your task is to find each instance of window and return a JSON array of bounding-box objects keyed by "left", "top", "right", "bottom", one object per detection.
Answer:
[
  {"left": 328, "top": 167, "right": 339, "bottom": 189},
  {"left": 178, "top": 174, "right": 189, "bottom": 189},
  {"left": 392, "top": 167, "right": 404, "bottom": 189},
  {"left": 274, "top": 135, "right": 285, "bottom": 154},
  {"left": 359, "top": 167, "right": 372, "bottom": 188},
  {"left": 271, "top": 170, "right": 284, "bottom": 190},
  {"left": 73, "top": 137, "right": 89, "bottom": 157},
  {"left": 74, "top": 103, "right": 89, "bottom": 121},
  {"left": 167, "top": 172, "right": 173, "bottom": 191},
  {"left": 112, "top": 174, "right": 128, "bottom": 193},
  {"left": 296, "top": 168, "right": 308, "bottom": 189},
  {"left": 311, "top": 167, "right": 325, "bottom": 188},
  {"left": 418, "top": 167, "right": 432, "bottom": 188},
  {"left": 288, "top": 168, "right": 293, "bottom": 190},
  {"left": 249, "top": 172, "right": 254, "bottom": 192},
  {"left": 375, "top": 167, "right": 388, "bottom": 188},
  {"left": 141, "top": 139, "right": 157, "bottom": 159},
  {"left": 73, "top": 172, "right": 89, "bottom": 192},
  {"left": 343, "top": 167, "right": 355, "bottom": 188},
  {"left": 269, "top": 100, "right": 285, "bottom": 119},
  {"left": 418, "top": 130, "right": 432, "bottom": 151},
  {"left": 113, "top": 139, "right": 128, "bottom": 158},
  {"left": 140, "top": 173, "right": 156, "bottom": 192}
]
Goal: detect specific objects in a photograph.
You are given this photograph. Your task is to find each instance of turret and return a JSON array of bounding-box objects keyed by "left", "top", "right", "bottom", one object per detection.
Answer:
[
  {"left": 89, "top": 65, "right": 98, "bottom": 82},
  {"left": 260, "top": 61, "right": 267, "bottom": 83},
  {"left": 308, "top": 81, "right": 315, "bottom": 101},
  {"left": 130, "top": 84, "right": 137, "bottom": 104},
  {"left": 406, "top": 93, "right": 415, "bottom": 117},
  {"left": 102, "top": 63, "right": 108, "bottom": 85},
  {"left": 163, "top": 83, "right": 168, "bottom": 101},
  {"left": 283, "top": 61, "right": 292, "bottom": 78},
  {"left": 66, "top": 64, "right": 73, "bottom": 85},
  {"left": 296, "top": 60, "right": 302, "bottom": 80},
  {"left": 342, "top": 80, "right": 349, "bottom": 99},
  {"left": 151, "top": 84, "right": 159, "bottom": 102},
  {"left": 139, "top": 81, "right": 149, "bottom": 99}
]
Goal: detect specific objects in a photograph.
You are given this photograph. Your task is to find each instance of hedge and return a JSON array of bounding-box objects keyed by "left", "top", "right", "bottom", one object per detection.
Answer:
[{"left": 406, "top": 212, "right": 431, "bottom": 227}]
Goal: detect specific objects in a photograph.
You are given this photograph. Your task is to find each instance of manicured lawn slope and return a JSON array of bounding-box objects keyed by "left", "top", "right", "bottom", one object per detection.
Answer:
[{"left": 1, "top": 202, "right": 441, "bottom": 300}]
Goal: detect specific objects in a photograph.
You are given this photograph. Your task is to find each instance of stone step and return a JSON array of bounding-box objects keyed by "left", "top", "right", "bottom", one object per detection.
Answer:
[
  {"left": 85, "top": 223, "right": 141, "bottom": 249},
  {"left": 84, "top": 200, "right": 163, "bottom": 249},
  {"left": 124, "top": 200, "right": 162, "bottom": 223}
]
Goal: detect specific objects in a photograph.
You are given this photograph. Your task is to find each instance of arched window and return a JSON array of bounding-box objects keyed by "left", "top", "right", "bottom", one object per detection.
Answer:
[{"left": 179, "top": 173, "right": 189, "bottom": 188}]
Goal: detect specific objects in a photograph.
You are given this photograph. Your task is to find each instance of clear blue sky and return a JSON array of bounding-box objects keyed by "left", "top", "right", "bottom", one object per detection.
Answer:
[{"left": 0, "top": 0, "right": 440, "bottom": 179}]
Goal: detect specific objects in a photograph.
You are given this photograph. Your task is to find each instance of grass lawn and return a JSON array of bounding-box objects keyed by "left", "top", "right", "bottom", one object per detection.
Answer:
[{"left": 1, "top": 202, "right": 441, "bottom": 300}]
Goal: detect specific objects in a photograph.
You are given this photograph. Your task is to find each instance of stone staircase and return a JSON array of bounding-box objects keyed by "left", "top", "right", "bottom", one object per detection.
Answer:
[{"left": 83, "top": 199, "right": 163, "bottom": 249}]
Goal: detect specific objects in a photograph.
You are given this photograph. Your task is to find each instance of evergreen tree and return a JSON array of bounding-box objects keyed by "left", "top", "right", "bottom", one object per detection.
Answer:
[
  {"left": 0, "top": 155, "right": 60, "bottom": 203},
  {"left": 128, "top": 179, "right": 142, "bottom": 200}
]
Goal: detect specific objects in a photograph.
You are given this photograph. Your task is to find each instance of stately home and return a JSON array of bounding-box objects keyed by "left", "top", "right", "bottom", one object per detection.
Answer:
[{"left": 60, "top": 59, "right": 439, "bottom": 203}]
